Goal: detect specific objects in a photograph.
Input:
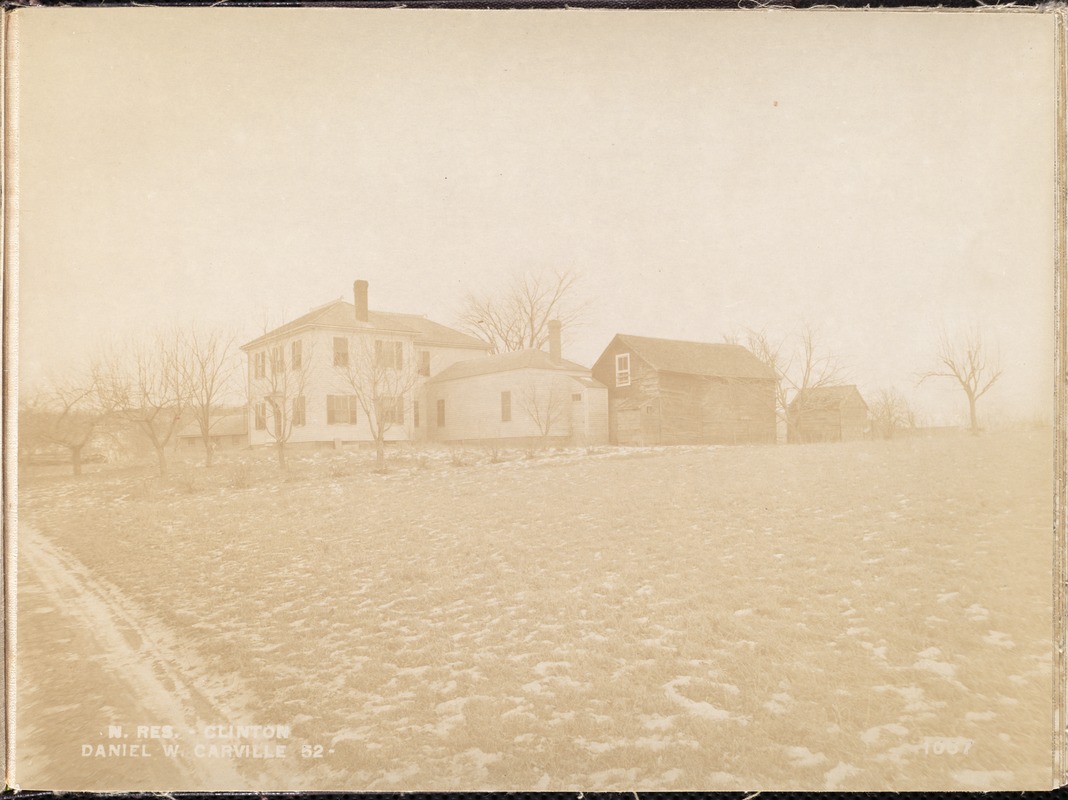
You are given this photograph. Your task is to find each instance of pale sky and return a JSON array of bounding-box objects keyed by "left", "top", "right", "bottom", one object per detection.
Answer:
[{"left": 12, "top": 8, "right": 1058, "bottom": 424}]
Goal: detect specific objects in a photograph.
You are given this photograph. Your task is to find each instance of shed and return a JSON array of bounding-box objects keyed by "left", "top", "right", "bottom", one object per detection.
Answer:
[
  {"left": 176, "top": 413, "right": 249, "bottom": 450},
  {"left": 787, "top": 385, "right": 869, "bottom": 443}
]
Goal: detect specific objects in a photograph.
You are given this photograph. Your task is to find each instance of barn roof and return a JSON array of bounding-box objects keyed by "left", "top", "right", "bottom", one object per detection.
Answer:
[
  {"left": 177, "top": 413, "right": 248, "bottom": 439},
  {"left": 429, "top": 349, "right": 595, "bottom": 384},
  {"left": 241, "top": 300, "right": 491, "bottom": 352},
  {"left": 605, "top": 334, "right": 775, "bottom": 380},
  {"left": 789, "top": 384, "right": 868, "bottom": 411}
]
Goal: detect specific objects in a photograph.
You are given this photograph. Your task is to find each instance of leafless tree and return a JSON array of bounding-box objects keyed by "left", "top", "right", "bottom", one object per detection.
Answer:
[
  {"left": 518, "top": 375, "right": 573, "bottom": 439},
  {"left": 22, "top": 371, "right": 110, "bottom": 475},
  {"left": 734, "top": 324, "right": 846, "bottom": 442},
  {"left": 256, "top": 338, "right": 315, "bottom": 470},
  {"left": 919, "top": 328, "right": 1003, "bottom": 435},
  {"left": 458, "top": 269, "right": 586, "bottom": 354},
  {"left": 101, "top": 333, "right": 189, "bottom": 477},
  {"left": 180, "top": 326, "right": 240, "bottom": 467},
  {"left": 336, "top": 337, "right": 419, "bottom": 470},
  {"left": 871, "top": 387, "right": 915, "bottom": 440}
]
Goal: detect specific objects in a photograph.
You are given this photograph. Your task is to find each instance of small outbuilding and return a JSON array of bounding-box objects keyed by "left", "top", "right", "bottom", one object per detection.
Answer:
[
  {"left": 787, "top": 385, "right": 869, "bottom": 443},
  {"left": 176, "top": 413, "right": 249, "bottom": 451},
  {"left": 425, "top": 323, "right": 609, "bottom": 447}
]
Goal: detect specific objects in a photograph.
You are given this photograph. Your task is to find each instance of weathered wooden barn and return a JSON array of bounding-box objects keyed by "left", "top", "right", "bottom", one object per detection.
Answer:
[
  {"left": 591, "top": 334, "right": 777, "bottom": 446},
  {"left": 787, "top": 384, "right": 869, "bottom": 443}
]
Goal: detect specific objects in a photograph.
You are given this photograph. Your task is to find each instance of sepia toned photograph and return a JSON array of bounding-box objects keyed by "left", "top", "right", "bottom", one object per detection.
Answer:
[{"left": 4, "top": 6, "right": 1062, "bottom": 792}]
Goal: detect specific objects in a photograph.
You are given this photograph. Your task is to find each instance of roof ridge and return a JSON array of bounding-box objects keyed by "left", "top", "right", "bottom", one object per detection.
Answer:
[{"left": 620, "top": 332, "right": 747, "bottom": 349}]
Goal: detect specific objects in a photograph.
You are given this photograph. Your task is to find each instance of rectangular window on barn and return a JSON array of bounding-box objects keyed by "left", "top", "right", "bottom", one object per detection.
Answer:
[
  {"left": 254, "top": 402, "right": 267, "bottom": 430},
  {"left": 327, "top": 394, "right": 357, "bottom": 425},
  {"left": 291, "top": 340, "right": 302, "bottom": 370},
  {"left": 254, "top": 352, "right": 266, "bottom": 379},
  {"left": 501, "top": 391, "right": 511, "bottom": 422},
  {"left": 292, "top": 395, "right": 306, "bottom": 427},
  {"left": 436, "top": 399, "right": 445, "bottom": 427},
  {"left": 419, "top": 350, "right": 431, "bottom": 377},
  {"left": 333, "top": 337, "right": 349, "bottom": 368},
  {"left": 271, "top": 346, "right": 284, "bottom": 375},
  {"left": 615, "top": 353, "right": 631, "bottom": 387}
]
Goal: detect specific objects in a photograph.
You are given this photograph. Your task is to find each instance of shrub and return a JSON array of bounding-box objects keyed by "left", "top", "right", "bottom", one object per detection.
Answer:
[{"left": 228, "top": 462, "right": 253, "bottom": 490}]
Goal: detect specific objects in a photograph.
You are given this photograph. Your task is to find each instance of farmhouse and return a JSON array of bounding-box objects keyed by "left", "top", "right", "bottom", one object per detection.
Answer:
[
  {"left": 591, "top": 334, "right": 777, "bottom": 446},
  {"left": 426, "top": 321, "right": 609, "bottom": 446},
  {"left": 240, "top": 281, "right": 492, "bottom": 447},
  {"left": 787, "top": 384, "right": 870, "bottom": 443}
]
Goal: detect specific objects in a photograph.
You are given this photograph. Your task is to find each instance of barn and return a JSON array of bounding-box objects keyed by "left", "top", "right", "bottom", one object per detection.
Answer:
[
  {"left": 591, "top": 334, "right": 777, "bottom": 446},
  {"left": 787, "top": 385, "right": 869, "bottom": 443}
]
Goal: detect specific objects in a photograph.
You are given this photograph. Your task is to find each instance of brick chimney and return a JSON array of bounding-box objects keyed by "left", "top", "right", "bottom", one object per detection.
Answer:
[
  {"left": 548, "top": 319, "right": 561, "bottom": 364},
  {"left": 353, "top": 280, "right": 369, "bottom": 323}
]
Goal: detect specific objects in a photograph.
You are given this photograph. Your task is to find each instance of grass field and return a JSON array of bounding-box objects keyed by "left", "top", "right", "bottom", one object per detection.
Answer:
[{"left": 17, "top": 430, "right": 1053, "bottom": 790}]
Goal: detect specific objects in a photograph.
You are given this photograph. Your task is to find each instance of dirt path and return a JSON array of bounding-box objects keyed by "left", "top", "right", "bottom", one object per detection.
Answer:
[{"left": 15, "top": 525, "right": 284, "bottom": 791}]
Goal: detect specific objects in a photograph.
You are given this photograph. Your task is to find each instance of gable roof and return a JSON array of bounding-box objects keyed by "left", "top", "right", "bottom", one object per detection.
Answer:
[
  {"left": 599, "top": 334, "right": 775, "bottom": 380},
  {"left": 789, "top": 384, "right": 868, "bottom": 411},
  {"left": 241, "top": 300, "right": 491, "bottom": 352},
  {"left": 429, "top": 349, "right": 595, "bottom": 384}
]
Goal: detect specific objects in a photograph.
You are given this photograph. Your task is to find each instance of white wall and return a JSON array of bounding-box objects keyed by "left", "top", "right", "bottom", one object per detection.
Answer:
[
  {"left": 245, "top": 329, "right": 491, "bottom": 447},
  {"left": 427, "top": 368, "right": 603, "bottom": 443}
]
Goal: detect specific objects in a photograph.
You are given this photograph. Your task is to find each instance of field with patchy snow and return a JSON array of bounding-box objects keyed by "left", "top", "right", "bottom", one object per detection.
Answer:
[{"left": 18, "top": 430, "right": 1053, "bottom": 790}]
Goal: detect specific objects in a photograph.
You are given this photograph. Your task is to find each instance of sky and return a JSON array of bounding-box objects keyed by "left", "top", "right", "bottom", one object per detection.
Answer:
[{"left": 12, "top": 8, "right": 1058, "bottom": 424}]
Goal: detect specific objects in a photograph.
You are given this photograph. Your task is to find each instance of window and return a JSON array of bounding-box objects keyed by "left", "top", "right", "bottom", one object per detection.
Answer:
[
  {"left": 254, "top": 352, "right": 266, "bottom": 379},
  {"left": 291, "top": 340, "right": 302, "bottom": 370},
  {"left": 378, "top": 395, "right": 404, "bottom": 425},
  {"left": 333, "top": 337, "right": 349, "bottom": 368},
  {"left": 419, "top": 350, "right": 431, "bottom": 377},
  {"left": 254, "top": 402, "right": 267, "bottom": 430},
  {"left": 375, "top": 340, "right": 404, "bottom": 370},
  {"left": 501, "top": 391, "right": 511, "bottom": 422},
  {"left": 292, "top": 396, "right": 306, "bottom": 427},
  {"left": 327, "top": 394, "right": 357, "bottom": 425},
  {"left": 615, "top": 353, "right": 631, "bottom": 387},
  {"left": 572, "top": 392, "right": 583, "bottom": 402},
  {"left": 413, "top": 401, "right": 420, "bottom": 428},
  {"left": 271, "top": 346, "right": 284, "bottom": 375},
  {"left": 436, "top": 399, "right": 445, "bottom": 427}
]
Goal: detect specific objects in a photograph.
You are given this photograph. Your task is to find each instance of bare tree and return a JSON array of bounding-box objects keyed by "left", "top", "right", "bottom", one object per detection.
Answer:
[
  {"left": 458, "top": 269, "right": 585, "bottom": 354},
  {"left": 336, "top": 337, "right": 419, "bottom": 470},
  {"left": 871, "top": 387, "right": 915, "bottom": 440},
  {"left": 518, "top": 375, "right": 573, "bottom": 439},
  {"left": 735, "top": 324, "right": 846, "bottom": 442},
  {"left": 919, "top": 328, "right": 1002, "bottom": 435},
  {"left": 23, "top": 372, "right": 110, "bottom": 476},
  {"left": 256, "top": 339, "right": 314, "bottom": 470},
  {"left": 180, "top": 326, "right": 240, "bottom": 467},
  {"left": 101, "top": 333, "right": 189, "bottom": 477}
]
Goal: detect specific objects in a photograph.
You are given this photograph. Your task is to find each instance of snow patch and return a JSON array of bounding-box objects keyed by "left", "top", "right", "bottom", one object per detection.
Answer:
[
  {"left": 784, "top": 745, "right": 827, "bottom": 767},
  {"left": 983, "top": 630, "right": 1015, "bottom": 649},
  {"left": 664, "top": 677, "right": 734, "bottom": 722},
  {"left": 824, "top": 761, "right": 860, "bottom": 790}
]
